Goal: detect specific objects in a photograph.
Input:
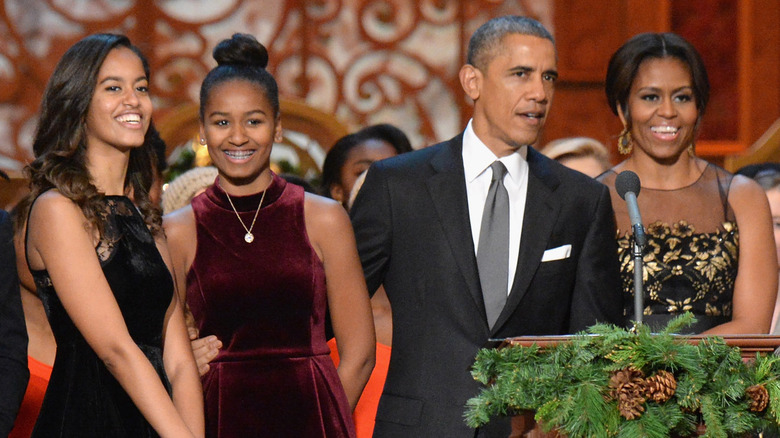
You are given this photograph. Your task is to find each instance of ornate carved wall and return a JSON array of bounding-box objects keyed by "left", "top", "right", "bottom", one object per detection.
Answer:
[
  {"left": 1, "top": 0, "right": 777, "bottom": 176},
  {"left": 0, "top": 0, "right": 552, "bottom": 174}
]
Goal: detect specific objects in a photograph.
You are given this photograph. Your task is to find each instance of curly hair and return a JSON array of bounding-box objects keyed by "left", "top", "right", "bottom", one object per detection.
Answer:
[{"left": 24, "top": 33, "right": 162, "bottom": 236}]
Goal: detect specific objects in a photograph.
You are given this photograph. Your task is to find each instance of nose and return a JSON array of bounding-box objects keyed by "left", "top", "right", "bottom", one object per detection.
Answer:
[
  {"left": 229, "top": 125, "right": 248, "bottom": 146},
  {"left": 123, "top": 88, "right": 140, "bottom": 107},
  {"left": 527, "top": 75, "right": 549, "bottom": 103},
  {"left": 657, "top": 97, "right": 677, "bottom": 118}
]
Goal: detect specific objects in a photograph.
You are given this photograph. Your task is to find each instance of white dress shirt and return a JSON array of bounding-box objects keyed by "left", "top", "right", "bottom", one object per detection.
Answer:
[{"left": 462, "top": 120, "right": 529, "bottom": 296}]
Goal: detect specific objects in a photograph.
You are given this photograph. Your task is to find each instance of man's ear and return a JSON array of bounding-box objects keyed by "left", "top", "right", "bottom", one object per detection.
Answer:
[{"left": 459, "top": 64, "right": 481, "bottom": 101}]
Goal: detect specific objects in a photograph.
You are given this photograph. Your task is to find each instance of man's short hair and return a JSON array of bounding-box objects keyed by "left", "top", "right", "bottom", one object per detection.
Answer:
[{"left": 466, "top": 15, "right": 555, "bottom": 70}]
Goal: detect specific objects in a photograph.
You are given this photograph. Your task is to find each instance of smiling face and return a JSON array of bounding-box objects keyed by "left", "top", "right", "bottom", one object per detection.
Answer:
[
  {"left": 200, "top": 79, "right": 282, "bottom": 194},
  {"left": 622, "top": 57, "right": 699, "bottom": 164},
  {"left": 85, "top": 47, "right": 151, "bottom": 153},
  {"left": 461, "top": 33, "right": 557, "bottom": 157}
]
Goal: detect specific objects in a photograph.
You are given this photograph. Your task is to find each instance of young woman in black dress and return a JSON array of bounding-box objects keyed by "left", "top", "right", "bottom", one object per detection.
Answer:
[{"left": 24, "top": 33, "right": 203, "bottom": 437}]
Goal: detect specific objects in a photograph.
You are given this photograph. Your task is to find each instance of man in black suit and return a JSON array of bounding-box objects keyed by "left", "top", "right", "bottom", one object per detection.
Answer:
[
  {"left": 0, "top": 195, "right": 29, "bottom": 435},
  {"left": 350, "top": 16, "right": 623, "bottom": 437}
]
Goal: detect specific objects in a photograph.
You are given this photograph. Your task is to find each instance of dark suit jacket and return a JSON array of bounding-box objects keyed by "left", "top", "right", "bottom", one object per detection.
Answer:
[
  {"left": 0, "top": 209, "right": 29, "bottom": 436},
  {"left": 350, "top": 134, "right": 623, "bottom": 438}
]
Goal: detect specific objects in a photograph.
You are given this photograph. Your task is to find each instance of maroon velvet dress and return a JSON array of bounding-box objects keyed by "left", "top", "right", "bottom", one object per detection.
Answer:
[{"left": 187, "top": 174, "right": 356, "bottom": 438}]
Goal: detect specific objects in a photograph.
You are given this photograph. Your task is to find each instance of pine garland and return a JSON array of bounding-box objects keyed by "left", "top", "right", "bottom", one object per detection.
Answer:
[{"left": 465, "top": 313, "right": 780, "bottom": 437}]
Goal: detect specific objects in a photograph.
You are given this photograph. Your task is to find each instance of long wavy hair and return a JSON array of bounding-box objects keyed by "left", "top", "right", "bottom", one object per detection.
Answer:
[{"left": 24, "top": 33, "right": 161, "bottom": 236}]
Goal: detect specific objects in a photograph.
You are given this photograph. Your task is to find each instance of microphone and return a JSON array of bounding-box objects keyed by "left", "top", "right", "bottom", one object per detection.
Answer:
[{"left": 615, "top": 170, "right": 647, "bottom": 248}]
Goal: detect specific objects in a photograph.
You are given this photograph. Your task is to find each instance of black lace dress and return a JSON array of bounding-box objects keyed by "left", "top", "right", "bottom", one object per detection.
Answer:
[
  {"left": 599, "top": 164, "right": 738, "bottom": 333},
  {"left": 28, "top": 196, "right": 174, "bottom": 437}
]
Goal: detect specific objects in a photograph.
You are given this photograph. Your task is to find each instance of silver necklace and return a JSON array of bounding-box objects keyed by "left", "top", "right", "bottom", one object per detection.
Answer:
[{"left": 224, "top": 189, "right": 266, "bottom": 243}]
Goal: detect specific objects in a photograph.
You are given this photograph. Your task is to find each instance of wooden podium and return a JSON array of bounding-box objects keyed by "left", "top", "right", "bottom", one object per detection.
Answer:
[{"left": 499, "top": 334, "right": 780, "bottom": 437}]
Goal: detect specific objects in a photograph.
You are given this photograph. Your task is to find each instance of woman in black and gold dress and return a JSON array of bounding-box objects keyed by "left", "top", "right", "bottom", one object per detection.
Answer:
[{"left": 598, "top": 33, "right": 777, "bottom": 334}]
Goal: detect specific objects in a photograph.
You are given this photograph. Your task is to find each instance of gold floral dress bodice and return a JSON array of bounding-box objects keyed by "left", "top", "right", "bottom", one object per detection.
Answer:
[{"left": 598, "top": 164, "right": 738, "bottom": 333}]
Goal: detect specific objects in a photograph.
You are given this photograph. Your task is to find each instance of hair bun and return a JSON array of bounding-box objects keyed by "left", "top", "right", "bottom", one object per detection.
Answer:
[{"left": 212, "top": 33, "right": 268, "bottom": 69}]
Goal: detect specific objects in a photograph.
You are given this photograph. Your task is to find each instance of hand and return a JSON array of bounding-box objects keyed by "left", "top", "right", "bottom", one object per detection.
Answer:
[{"left": 189, "top": 326, "right": 222, "bottom": 376}]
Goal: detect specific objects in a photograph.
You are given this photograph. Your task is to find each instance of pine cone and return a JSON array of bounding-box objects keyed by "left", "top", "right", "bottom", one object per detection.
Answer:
[
  {"left": 617, "top": 392, "right": 646, "bottom": 420},
  {"left": 609, "top": 368, "right": 647, "bottom": 419},
  {"left": 746, "top": 384, "right": 769, "bottom": 412},
  {"left": 645, "top": 370, "right": 677, "bottom": 403}
]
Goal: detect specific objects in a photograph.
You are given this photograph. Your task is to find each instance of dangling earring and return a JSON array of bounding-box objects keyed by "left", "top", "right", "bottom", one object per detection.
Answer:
[
  {"left": 687, "top": 143, "right": 695, "bottom": 156},
  {"left": 618, "top": 127, "right": 633, "bottom": 155}
]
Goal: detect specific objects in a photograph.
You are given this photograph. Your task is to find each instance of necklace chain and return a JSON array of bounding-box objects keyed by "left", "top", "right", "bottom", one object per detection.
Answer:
[{"left": 224, "top": 189, "right": 266, "bottom": 243}]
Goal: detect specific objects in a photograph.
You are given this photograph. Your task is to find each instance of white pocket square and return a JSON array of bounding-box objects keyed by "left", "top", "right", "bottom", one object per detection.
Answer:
[{"left": 541, "top": 244, "right": 572, "bottom": 262}]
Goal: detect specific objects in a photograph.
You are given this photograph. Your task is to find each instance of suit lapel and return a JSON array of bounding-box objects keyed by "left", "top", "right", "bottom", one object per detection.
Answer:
[
  {"left": 426, "top": 135, "right": 486, "bottom": 316},
  {"left": 492, "top": 147, "right": 560, "bottom": 333}
]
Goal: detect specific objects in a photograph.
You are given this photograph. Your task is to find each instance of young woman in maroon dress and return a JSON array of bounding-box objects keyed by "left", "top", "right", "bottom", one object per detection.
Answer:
[{"left": 164, "top": 33, "right": 375, "bottom": 437}]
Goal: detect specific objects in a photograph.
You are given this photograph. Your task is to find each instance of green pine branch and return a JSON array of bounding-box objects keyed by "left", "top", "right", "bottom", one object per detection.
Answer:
[{"left": 464, "top": 312, "right": 780, "bottom": 436}]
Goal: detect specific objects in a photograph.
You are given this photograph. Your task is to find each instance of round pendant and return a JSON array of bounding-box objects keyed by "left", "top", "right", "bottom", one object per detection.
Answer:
[{"left": 244, "top": 232, "right": 254, "bottom": 243}]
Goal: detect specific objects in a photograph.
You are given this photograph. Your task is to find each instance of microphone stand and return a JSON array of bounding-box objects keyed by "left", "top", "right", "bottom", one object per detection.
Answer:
[{"left": 632, "top": 225, "right": 645, "bottom": 325}]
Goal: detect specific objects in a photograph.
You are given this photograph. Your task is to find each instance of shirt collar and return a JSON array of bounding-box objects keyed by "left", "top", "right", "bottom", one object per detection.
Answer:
[{"left": 462, "top": 119, "right": 527, "bottom": 184}]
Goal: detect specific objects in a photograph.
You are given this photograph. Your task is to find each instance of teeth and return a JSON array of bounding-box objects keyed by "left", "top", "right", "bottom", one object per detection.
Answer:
[
  {"left": 116, "top": 114, "right": 141, "bottom": 123},
  {"left": 224, "top": 150, "right": 255, "bottom": 159},
  {"left": 652, "top": 126, "right": 678, "bottom": 133}
]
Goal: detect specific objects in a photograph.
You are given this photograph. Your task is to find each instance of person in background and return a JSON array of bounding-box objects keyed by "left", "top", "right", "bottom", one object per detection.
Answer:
[
  {"left": 738, "top": 166, "right": 780, "bottom": 333},
  {"left": 597, "top": 33, "right": 776, "bottom": 334},
  {"left": 541, "top": 136, "right": 612, "bottom": 178},
  {"left": 280, "top": 173, "right": 318, "bottom": 193},
  {"left": 320, "top": 123, "right": 413, "bottom": 208},
  {"left": 22, "top": 33, "right": 202, "bottom": 437},
  {"left": 0, "top": 170, "right": 29, "bottom": 437},
  {"left": 347, "top": 170, "right": 369, "bottom": 210},
  {"left": 734, "top": 162, "right": 780, "bottom": 180},
  {"left": 8, "top": 198, "right": 54, "bottom": 438},
  {"left": 164, "top": 33, "right": 374, "bottom": 437},
  {"left": 323, "top": 123, "right": 412, "bottom": 438},
  {"left": 147, "top": 123, "right": 168, "bottom": 207},
  {"left": 350, "top": 15, "right": 622, "bottom": 437}
]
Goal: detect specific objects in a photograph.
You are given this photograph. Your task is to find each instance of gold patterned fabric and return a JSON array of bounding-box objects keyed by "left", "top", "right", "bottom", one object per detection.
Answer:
[
  {"left": 616, "top": 220, "right": 738, "bottom": 326},
  {"left": 599, "top": 163, "right": 737, "bottom": 333}
]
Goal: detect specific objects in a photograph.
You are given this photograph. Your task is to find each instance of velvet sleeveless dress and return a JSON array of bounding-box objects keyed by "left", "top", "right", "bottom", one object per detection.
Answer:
[
  {"left": 29, "top": 196, "right": 173, "bottom": 437},
  {"left": 599, "top": 164, "right": 738, "bottom": 333},
  {"left": 188, "top": 174, "right": 355, "bottom": 438}
]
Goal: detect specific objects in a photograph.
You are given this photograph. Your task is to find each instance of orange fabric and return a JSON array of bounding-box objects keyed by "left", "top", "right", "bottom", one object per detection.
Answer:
[
  {"left": 329, "top": 339, "right": 391, "bottom": 438},
  {"left": 9, "top": 356, "right": 52, "bottom": 438}
]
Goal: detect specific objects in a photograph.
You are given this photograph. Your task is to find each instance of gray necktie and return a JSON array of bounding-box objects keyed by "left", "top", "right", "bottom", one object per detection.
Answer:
[{"left": 477, "top": 161, "right": 510, "bottom": 328}]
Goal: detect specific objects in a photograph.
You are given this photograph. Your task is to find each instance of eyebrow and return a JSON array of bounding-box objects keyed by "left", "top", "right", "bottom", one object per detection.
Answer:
[
  {"left": 207, "top": 109, "right": 268, "bottom": 118},
  {"left": 98, "top": 75, "right": 148, "bottom": 85},
  {"left": 352, "top": 158, "right": 379, "bottom": 166},
  {"left": 637, "top": 85, "right": 693, "bottom": 93}
]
